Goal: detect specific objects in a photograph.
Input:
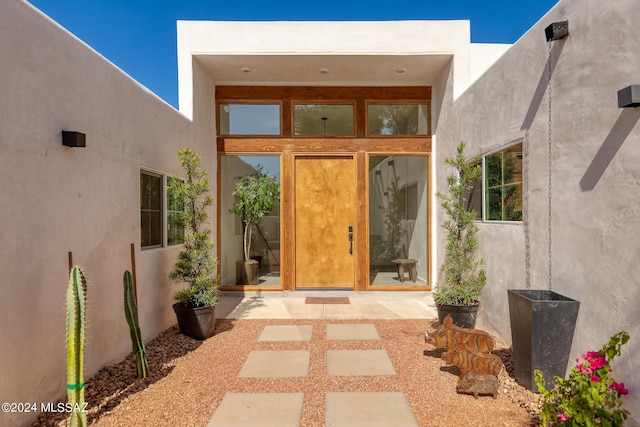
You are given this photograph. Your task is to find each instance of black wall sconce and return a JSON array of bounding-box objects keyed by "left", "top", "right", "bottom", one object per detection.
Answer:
[
  {"left": 62, "top": 131, "right": 86, "bottom": 147},
  {"left": 545, "top": 20, "right": 569, "bottom": 42},
  {"left": 617, "top": 85, "right": 640, "bottom": 108}
]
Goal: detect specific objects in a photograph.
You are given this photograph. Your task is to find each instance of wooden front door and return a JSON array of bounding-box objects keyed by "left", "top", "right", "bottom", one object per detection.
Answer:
[{"left": 295, "top": 156, "right": 355, "bottom": 288}]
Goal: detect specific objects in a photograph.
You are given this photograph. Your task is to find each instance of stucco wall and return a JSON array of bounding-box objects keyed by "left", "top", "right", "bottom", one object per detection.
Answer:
[
  {"left": 437, "top": 0, "right": 640, "bottom": 421},
  {"left": 0, "top": 2, "right": 214, "bottom": 425}
]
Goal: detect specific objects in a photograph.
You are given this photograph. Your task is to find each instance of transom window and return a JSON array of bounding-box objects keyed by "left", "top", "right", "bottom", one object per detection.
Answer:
[
  {"left": 219, "top": 103, "right": 280, "bottom": 135},
  {"left": 293, "top": 103, "right": 354, "bottom": 136},
  {"left": 367, "top": 103, "right": 429, "bottom": 136},
  {"left": 215, "top": 86, "right": 430, "bottom": 138}
]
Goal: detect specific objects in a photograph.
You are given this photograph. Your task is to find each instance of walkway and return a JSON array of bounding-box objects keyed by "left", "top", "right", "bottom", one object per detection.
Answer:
[
  {"left": 209, "top": 291, "right": 436, "bottom": 426},
  {"left": 215, "top": 290, "right": 438, "bottom": 320}
]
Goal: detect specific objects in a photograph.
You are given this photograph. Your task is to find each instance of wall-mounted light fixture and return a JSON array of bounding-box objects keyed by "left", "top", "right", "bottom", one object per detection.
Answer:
[
  {"left": 617, "top": 85, "right": 640, "bottom": 108},
  {"left": 62, "top": 131, "right": 86, "bottom": 147},
  {"left": 545, "top": 20, "right": 569, "bottom": 42}
]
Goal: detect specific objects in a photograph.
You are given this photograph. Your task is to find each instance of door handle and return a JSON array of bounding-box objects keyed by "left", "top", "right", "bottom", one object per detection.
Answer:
[{"left": 348, "top": 226, "right": 353, "bottom": 255}]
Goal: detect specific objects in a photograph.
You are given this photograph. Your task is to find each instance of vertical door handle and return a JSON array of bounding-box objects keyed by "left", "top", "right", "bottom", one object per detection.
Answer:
[{"left": 348, "top": 226, "right": 353, "bottom": 255}]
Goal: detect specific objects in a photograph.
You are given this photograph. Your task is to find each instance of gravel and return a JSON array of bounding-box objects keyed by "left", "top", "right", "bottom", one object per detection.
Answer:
[{"left": 34, "top": 319, "right": 540, "bottom": 427}]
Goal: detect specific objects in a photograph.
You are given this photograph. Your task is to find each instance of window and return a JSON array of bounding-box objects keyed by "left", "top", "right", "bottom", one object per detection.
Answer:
[
  {"left": 219, "top": 103, "right": 280, "bottom": 135},
  {"left": 140, "top": 172, "right": 186, "bottom": 249},
  {"left": 485, "top": 143, "right": 523, "bottom": 221},
  {"left": 468, "top": 143, "right": 523, "bottom": 222},
  {"left": 166, "top": 177, "right": 185, "bottom": 246},
  {"left": 293, "top": 103, "right": 354, "bottom": 136},
  {"left": 140, "top": 171, "right": 162, "bottom": 248},
  {"left": 367, "top": 103, "right": 429, "bottom": 136}
]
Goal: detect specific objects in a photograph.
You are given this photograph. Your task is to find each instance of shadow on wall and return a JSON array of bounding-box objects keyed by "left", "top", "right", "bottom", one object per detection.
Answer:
[
  {"left": 580, "top": 108, "right": 640, "bottom": 191},
  {"left": 521, "top": 40, "right": 566, "bottom": 132}
]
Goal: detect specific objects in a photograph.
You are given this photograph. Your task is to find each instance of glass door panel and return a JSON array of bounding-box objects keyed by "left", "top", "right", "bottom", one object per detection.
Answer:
[
  {"left": 369, "top": 155, "right": 429, "bottom": 286},
  {"left": 220, "top": 155, "right": 281, "bottom": 286}
]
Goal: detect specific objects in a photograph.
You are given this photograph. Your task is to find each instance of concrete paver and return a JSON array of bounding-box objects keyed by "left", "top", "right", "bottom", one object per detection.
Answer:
[
  {"left": 238, "top": 350, "right": 310, "bottom": 378},
  {"left": 326, "top": 324, "right": 380, "bottom": 340},
  {"left": 325, "top": 392, "right": 419, "bottom": 427},
  {"left": 327, "top": 350, "right": 395, "bottom": 376},
  {"left": 209, "top": 292, "right": 437, "bottom": 426},
  {"left": 217, "top": 291, "right": 437, "bottom": 320},
  {"left": 258, "top": 325, "right": 313, "bottom": 342},
  {"left": 207, "top": 392, "right": 304, "bottom": 427}
]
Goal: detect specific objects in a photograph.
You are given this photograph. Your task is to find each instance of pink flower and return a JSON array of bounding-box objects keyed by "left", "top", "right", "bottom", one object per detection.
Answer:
[
  {"left": 610, "top": 382, "right": 629, "bottom": 395},
  {"left": 582, "top": 351, "right": 607, "bottom": 370},
  {"left": 560, "top": 412, "right": 569, "bottom": 421},
  {"left": 577, "top": 363, "right": 593, "bottom": 375},
  {"left": 591, "top": 375, "right": 601, "bottom": 382}
]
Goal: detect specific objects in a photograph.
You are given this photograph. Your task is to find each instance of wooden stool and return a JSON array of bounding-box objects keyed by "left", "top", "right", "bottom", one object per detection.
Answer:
[{"left": 391, "top": 258, "right": 418, "bottom": 283}]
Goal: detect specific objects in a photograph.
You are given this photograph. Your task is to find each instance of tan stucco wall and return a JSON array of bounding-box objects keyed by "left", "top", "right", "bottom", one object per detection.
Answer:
[
  {"left": 0, "top": 2, "right": 215, "bottom": 425},
  {"left": 437, "top": 0, "right": 640, "bottom": 421}
]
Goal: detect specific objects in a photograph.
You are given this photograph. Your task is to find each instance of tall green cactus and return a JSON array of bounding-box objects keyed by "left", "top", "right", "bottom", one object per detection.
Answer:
[
  {"left": 66, "top": 266, "right": 87, "bottom": 427},
  {"left": 123, "top": 271, "right": 149, "bottom": 379}
]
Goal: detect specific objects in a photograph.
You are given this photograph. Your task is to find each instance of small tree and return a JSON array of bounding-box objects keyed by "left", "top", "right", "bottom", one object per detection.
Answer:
[
  {"left": 231, "top": 167, "right": 280, "bottom": 263},
  {"left": 168, "top": 148, "right": 218, "bottom": 308},
  {"left": 380, "top": 176, "right": 406, "bottom": 260},
  {"left": 434, "top": 141, "right": 486, "bottom": 305}
]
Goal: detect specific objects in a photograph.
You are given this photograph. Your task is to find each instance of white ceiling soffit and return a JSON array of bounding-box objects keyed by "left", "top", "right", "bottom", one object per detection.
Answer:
[{"left": 194, "top": 54, "right": 452, "bottom": 86}]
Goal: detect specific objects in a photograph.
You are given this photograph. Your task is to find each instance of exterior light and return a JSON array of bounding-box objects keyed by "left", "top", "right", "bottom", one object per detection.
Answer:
[
  {"left": 320, "top": 68, "right": 329, "bottom": 74},
  {"left": 396, "top": 68, "right": 407, "bottom": 74},
  {"left": 241, "top": 67, "right": 251, "bottom": 73},
  {"left": 617, "top": 85, "right": 640, "bottom": 108},
  {"left": 62, "top": 131, "right": 86, "bottom": 148},
  {"left": 545, "top": 20, "right": 569, "bottom": 42}
]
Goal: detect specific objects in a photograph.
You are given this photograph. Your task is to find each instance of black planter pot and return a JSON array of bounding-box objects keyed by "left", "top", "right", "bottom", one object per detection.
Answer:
[
  {"left": 436, "top": 303, "right": 479, "bottom": 328},
  {"left": 172, "top": 303, "right": 216, "bottom": 340},
  {"left": 507, "top": 290, "right": 580, "bottom": 391}
]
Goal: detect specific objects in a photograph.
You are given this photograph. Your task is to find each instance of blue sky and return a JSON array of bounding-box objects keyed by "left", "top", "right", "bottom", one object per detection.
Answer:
[{"left": 28, "top": 0, "right": 558, "bottom": 109}]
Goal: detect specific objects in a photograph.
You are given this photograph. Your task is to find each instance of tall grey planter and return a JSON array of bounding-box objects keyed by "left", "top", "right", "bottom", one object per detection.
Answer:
[{"left": 507, "top": 289, "right": 580, "bottom": 391}]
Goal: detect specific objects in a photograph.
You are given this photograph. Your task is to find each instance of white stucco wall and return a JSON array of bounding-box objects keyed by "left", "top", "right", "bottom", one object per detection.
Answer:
[
  {"left": 177, "top": 20, "right": 479, "bottom": 118},
  {"left": 0, "top": 2, "right": 214, "bottom": 425},
  {"left": 437, "top": 0, "right": 640, "bottom": 421},
  {"left": 469, "top": 43, "right": 511, "bottom": 84}
]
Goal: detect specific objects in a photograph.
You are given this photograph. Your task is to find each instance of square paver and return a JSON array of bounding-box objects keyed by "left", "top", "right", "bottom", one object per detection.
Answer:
[
  {"left": 258, "top": 325, "right": 313, "bottom": 342},
  {"left": 325, "top": 392, "right": 419, "bottom": 427},
  {"left": 239, "top": 350, "right": 310, "bottom": 378},
  {"left": 326, "top": 324, "right": 380, "bottom": 340},
  {"left": 208, "top": 393, "right": 304, "bottom": 427},
  {"left": 327, "top": 350, "right": 395, "bottom": 376}
]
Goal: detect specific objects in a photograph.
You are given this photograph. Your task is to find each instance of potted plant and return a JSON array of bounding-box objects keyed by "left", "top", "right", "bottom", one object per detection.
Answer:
[
  {"left": 434, "top": 141, "right": 486, "bottom": 328},
  {"left": 231, "top": 167, "right": 280, "bottom": 285},
  {"left": 168, "top": 148, "right": 219, "bottom": 340}
]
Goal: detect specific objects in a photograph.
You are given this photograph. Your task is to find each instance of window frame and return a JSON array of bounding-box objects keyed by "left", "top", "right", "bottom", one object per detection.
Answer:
[
  {"left": 140, "top": 170, "right": 164, "bottom": 249},
  {"left": 140, "top": 169, "right": 187, "bottom": 250},
  {"left": 217, "top": 101, "right": 283, "bottom": 136},
  {"left": 472, "top": 141, "right": 523, "bottom": 223},
  {"left": 166, "top": 176, "right": 185, "bottom": 246},
  {"left": 291, "top": 100, "right": 357, "bottom": 137},
  {"left": 365, "top": 100, "right": 430, "bottom": 137},
  {"left": 214, "top": 86, "right": 431, "bottom": 139}
]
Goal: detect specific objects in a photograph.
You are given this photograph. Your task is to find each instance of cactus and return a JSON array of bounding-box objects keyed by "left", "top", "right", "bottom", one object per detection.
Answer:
[
  {"left": 123, "top": 271, "right": 149, "bottom": 379},
  {"left": 66, "top": 266, "right": 87, "bottom": 427}
]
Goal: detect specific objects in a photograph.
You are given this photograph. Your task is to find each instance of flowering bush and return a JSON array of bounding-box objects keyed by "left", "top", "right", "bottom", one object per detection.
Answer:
[{"left": 535, "top": 331, "right": 630, "bottom": 426}]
